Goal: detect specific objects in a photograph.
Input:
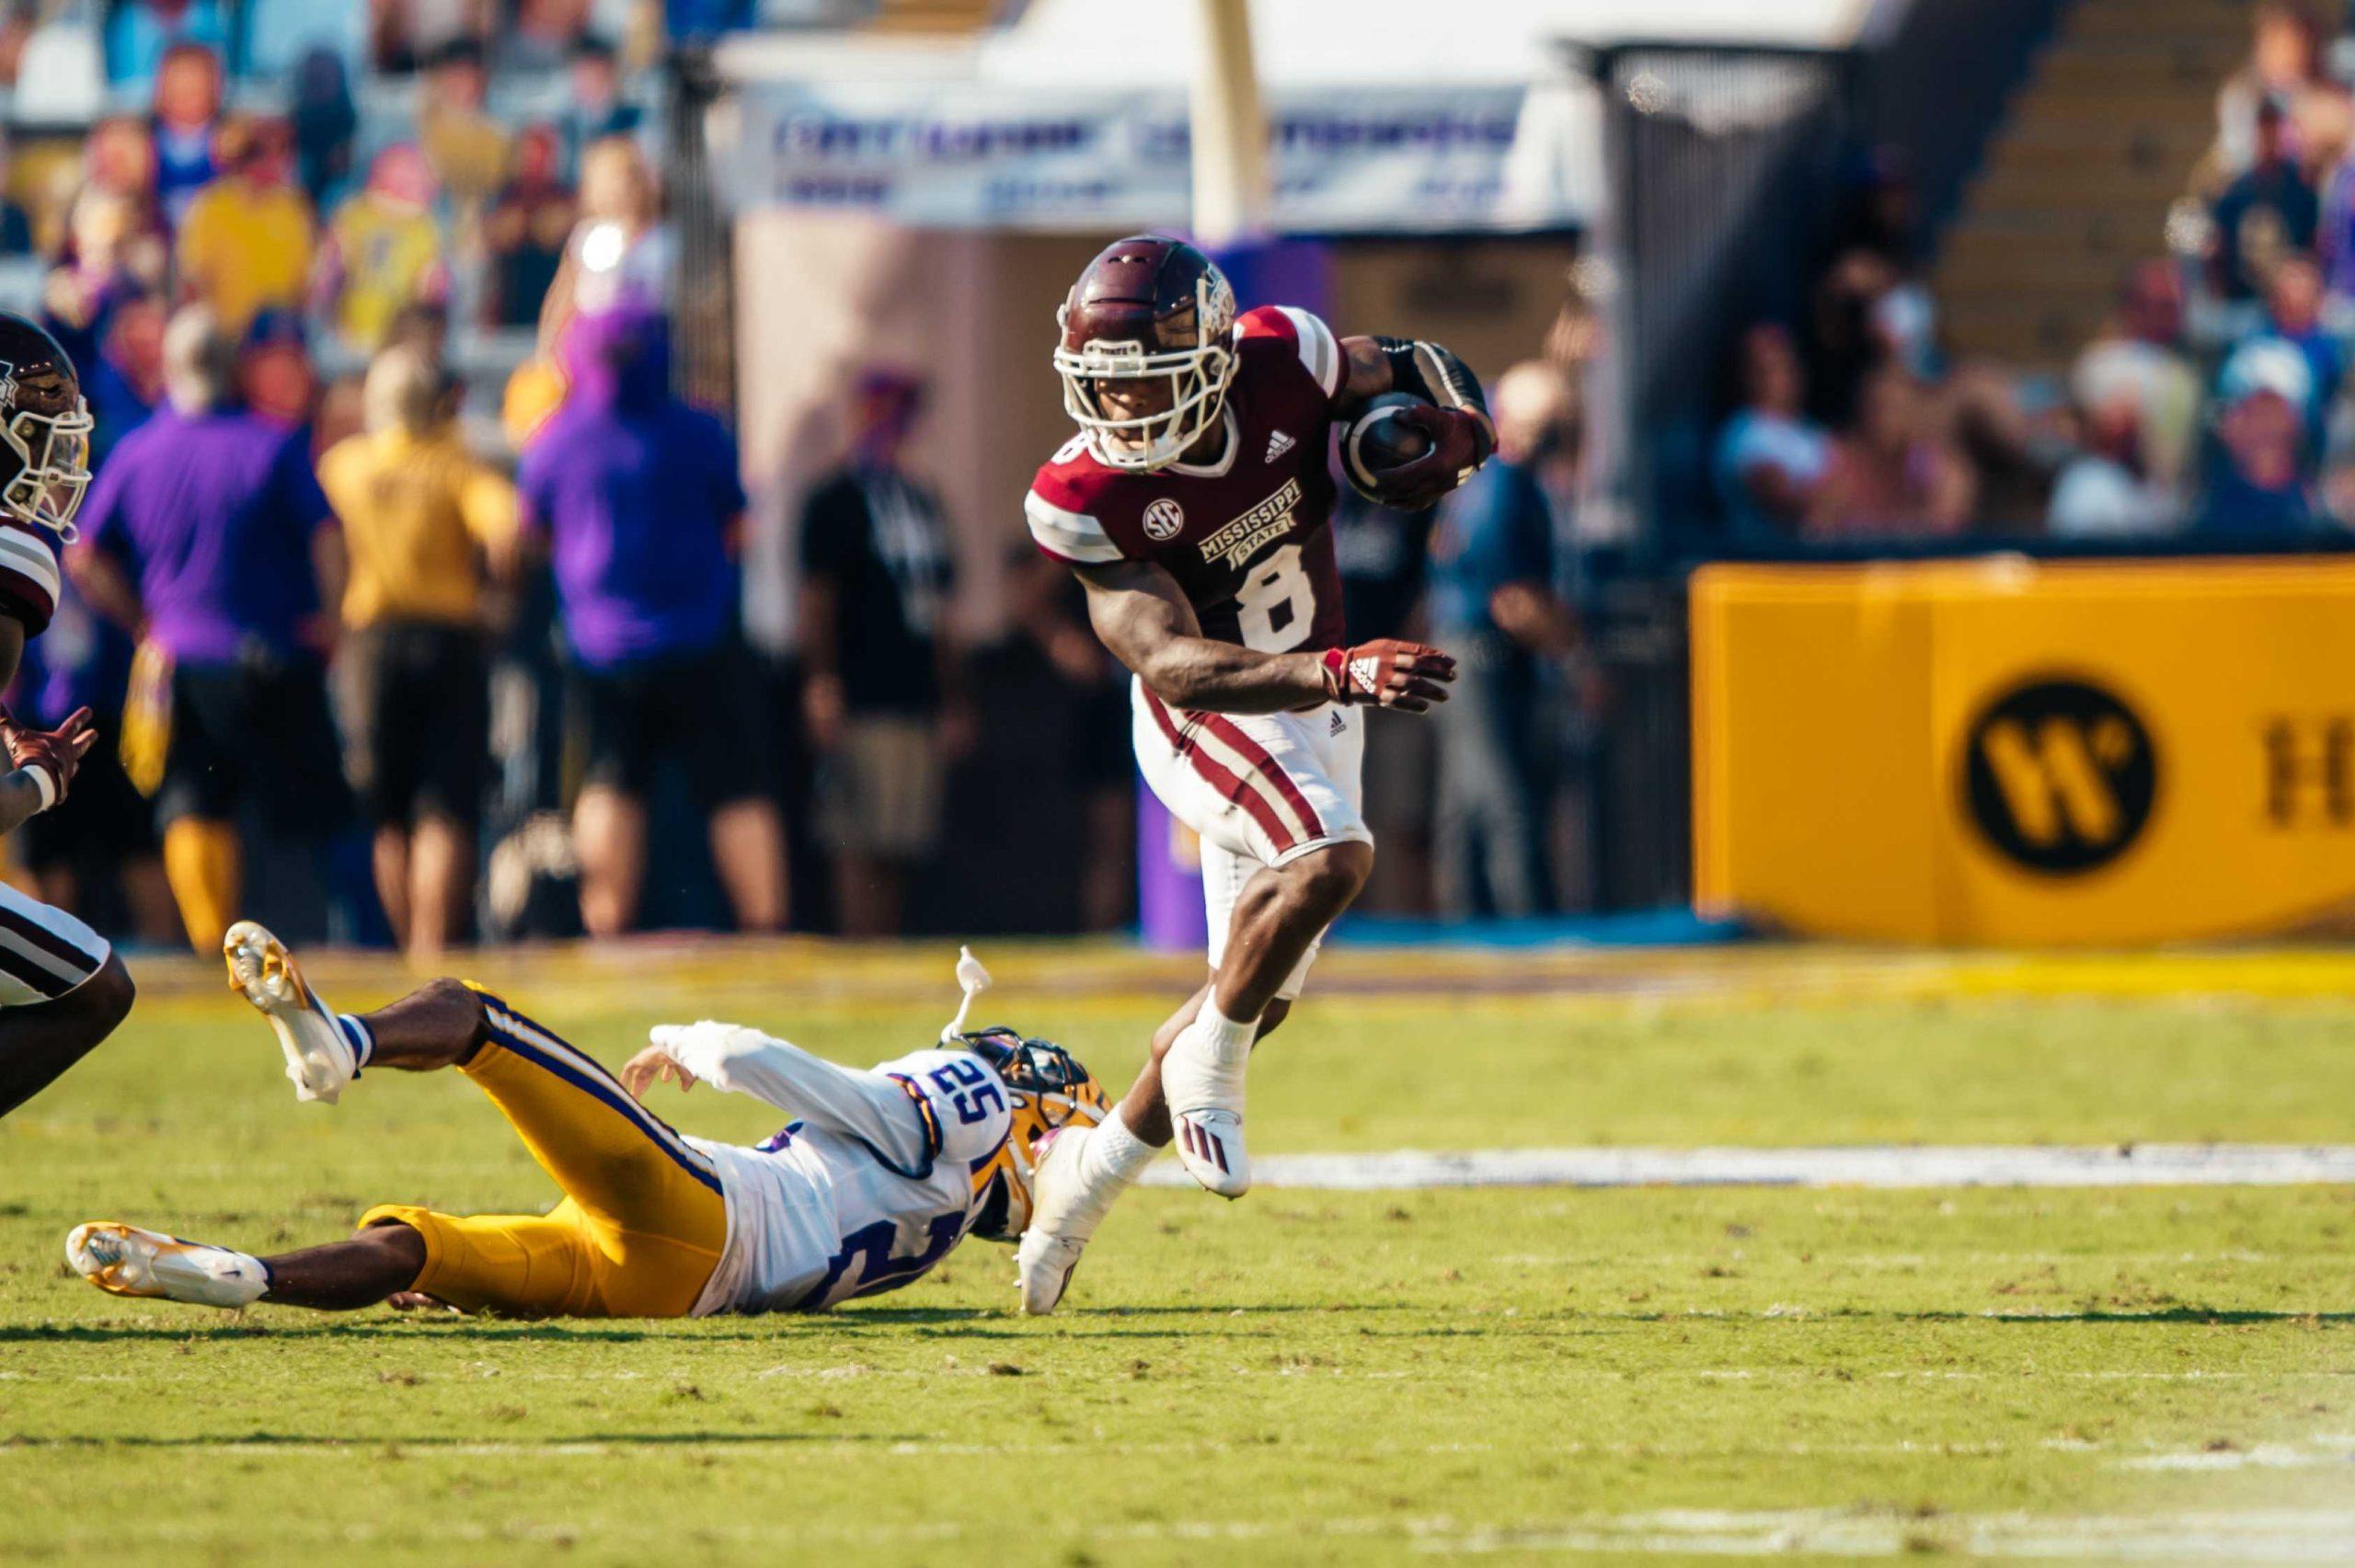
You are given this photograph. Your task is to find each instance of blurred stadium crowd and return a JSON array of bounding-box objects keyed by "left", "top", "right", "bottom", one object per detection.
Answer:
[
  {"left": 1716, "top": 0, "right": 2355, "bottom": 543},
  {"left": 0, "top": 5, "right": 1607, "bottom": 956},
  {"left": 0, "top": 0, "right": 716, "bottom": 961},
  {"left": 77, "top": 0, "right": 2339, "bottom": 954}
]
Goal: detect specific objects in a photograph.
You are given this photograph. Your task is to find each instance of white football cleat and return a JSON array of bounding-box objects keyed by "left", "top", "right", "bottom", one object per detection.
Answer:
[
  {"left": 1014, "top": 1125, "right": 1102, "bottom": 1315},
  {"left": 223, "top": 921, "right": 355, "bottom": 1104},
  {"left": 1158, "top": 1030, "right": 1252, "bottom": 1198},
  {"left": 65, "top": 1222, "right": 269, "bottom": 1309}
]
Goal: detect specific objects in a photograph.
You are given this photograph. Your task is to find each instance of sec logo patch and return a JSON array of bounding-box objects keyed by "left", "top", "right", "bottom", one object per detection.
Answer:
[{"left": 1143, "top": 498, "right": 1185, "bottom": 542}]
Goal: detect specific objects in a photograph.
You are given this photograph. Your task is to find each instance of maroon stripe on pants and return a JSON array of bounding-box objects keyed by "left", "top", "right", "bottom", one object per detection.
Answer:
[
  {"left": 1198, "top": 715, "right": 1325, "bottom": 842},
  {"left": 1143, "top": 690, "right": 1297, "bottom": 853}
]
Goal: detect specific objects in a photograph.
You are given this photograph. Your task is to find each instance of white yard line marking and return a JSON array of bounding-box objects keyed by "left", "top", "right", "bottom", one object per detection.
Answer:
[
  {"left": 1139, "top": 1144, "right": 2355, "bottom": 1190},
  {"left": 1426, "top": 1508, "right": 2355, "bottom": 1560},
  {"left": 102, "top": 1507, "right": 2355, "bottom": 1560}
]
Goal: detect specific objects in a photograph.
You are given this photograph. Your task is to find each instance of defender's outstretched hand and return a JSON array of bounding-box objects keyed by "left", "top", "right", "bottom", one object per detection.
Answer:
[
  {"left": 1320, "top": 641, "right": 1459, "bottom": 713},
  {"left": 621, "top": 1040, "right": 699, "bottom": 1101}
]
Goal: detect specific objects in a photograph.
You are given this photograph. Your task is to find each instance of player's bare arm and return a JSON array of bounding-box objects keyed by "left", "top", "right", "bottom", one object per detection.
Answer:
[
  {"left": 0, "top": 701, "right": 96, "bottom": 837},
  {"left": 1075, "top": 556, "right": 1455, "bottom": 715}
]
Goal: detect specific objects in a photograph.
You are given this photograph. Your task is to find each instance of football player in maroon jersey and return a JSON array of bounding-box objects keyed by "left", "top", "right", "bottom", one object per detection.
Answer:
[
  {"left": 1015, "top": 235, "right": 1492, "bottom": 1311},
  {"left": 0, "top": 315, "right": 138, "bottom": 1119}
]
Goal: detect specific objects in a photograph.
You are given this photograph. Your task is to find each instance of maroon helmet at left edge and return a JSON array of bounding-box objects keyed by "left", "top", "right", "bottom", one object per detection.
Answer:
[{"left": 0, "top": 315, "right": 91, "bottom": 539}]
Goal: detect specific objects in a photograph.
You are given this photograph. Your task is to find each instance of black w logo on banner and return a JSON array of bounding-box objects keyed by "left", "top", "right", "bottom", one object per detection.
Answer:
[{"left": 1963, "top": 678, "right": 2158, "bottom": 875}]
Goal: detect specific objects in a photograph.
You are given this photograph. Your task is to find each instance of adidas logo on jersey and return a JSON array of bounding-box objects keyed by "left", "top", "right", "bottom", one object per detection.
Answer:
[
  {"left": 1328, "top": 710, "right": 1346, "bottom": 737},
  {"left": 1265, "top": 430, "right": 1296, "bottom": 463}
]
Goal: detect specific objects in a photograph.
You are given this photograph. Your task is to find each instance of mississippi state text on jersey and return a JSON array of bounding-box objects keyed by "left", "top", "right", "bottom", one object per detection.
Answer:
[{"left": 1027, "top": 305, "right": 1348, "bottom": 655}]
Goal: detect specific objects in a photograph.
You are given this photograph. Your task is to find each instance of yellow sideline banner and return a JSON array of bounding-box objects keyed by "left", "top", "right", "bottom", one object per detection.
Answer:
[{"left": 1692, "top": 555, "right": 2355, "bottom": 944}]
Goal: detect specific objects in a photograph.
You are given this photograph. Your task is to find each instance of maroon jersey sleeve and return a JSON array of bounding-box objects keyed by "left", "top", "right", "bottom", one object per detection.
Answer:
[
  {"left": 1022, "top": 435, "right": 1130, "bottom": 565},
  {"left": 0, "top": 524, "right": 62, "bottom": 637},
  {"left": 1234, "top": 305, "right": 1345, "bottom": 411},
  {"left": 1027, "top": 441, "right": 1155, "bottom": 567}
]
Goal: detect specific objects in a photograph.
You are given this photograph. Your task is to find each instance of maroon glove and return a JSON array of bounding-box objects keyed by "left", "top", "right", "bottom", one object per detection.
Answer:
[
  {"left": 1320, "top": 641, "right": 1458, "bottom": 713},
  {"left": 0, "top": 704, "right": 95, "bottom": 811},
  {"left": 1373, "top": 405, "right": 1495, "bottom": 510}
]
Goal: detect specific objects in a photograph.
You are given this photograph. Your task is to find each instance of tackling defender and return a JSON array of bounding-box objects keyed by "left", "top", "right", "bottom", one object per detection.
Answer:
[
  {"left": 0, "top": 315, "right": 136, "bottom": 1119},
  {"left": 68, "top": 930, "right": 1107, "bottom": 1317},
  {"left": 1014, "top": 235, "right": 1492, "bottom": 1310}
]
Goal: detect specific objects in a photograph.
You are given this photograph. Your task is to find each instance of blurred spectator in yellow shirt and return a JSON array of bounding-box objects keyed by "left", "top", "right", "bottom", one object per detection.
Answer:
[
  {"left": 176, "top": 117, "right": 313, "bottom": 336},
  {"left": 316, "top": 343, "right": 518, "bottom": 961},
  {"left": 316, "top": 143, "right": 449, "bottom": 352}
]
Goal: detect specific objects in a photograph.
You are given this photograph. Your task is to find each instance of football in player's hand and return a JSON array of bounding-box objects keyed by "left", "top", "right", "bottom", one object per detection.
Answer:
[{"left": 1341, "top": 393, "right": 1438, "bottom": 509}]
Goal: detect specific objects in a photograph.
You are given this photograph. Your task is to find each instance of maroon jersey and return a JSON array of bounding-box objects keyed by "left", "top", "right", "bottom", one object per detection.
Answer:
[
  {"left": 0, "top": 522, "right": 59, "bottom": 637},
  {"left": 1028, "top": 305, "right": 1348, "bottom": 654}
]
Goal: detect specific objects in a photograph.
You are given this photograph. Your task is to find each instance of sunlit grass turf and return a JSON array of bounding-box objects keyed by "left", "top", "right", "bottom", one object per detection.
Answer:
[{"left": 3, "top": 942, "right": 2354, "bottom": 1564}]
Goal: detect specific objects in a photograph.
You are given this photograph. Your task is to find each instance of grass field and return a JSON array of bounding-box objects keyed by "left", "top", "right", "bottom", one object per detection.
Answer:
[{"left": 6, "top": 939, "right": 2355, "bottom": 1564}]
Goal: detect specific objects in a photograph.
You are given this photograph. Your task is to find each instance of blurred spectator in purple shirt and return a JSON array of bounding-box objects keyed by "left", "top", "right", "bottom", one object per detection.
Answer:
[
  {"left": 148, "top": 40, "right": 223, "bottom": 230},
  {"left": 66, "top": 306, "right": 351, "bottom": 953},
  {"left": 518, "top": 309, "right": 785, "bottom": 939}
]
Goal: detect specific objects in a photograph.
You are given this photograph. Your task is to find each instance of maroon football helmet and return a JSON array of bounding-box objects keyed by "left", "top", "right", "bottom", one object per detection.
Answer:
[
  {"left": 0, "top": 315, "right": 90, "bottom": 539},
  {"left": 1052, "top": 235, "right": 1238, "bottom": 471}
]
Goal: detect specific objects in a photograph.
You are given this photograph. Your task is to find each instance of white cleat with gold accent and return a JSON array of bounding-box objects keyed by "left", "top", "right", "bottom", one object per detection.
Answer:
[
  {"left": 223, "top": 921, "right": 355, "bottom": 1104},
  {"left": 65, "top": 1222, "right": 269, "bottom": 1309},
  {"left": 1014, "top": 1125, "right": 1100, "bottom": 1316}
]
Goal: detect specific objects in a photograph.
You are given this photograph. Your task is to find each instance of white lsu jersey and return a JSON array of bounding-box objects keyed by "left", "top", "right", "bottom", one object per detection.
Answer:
[{"left": 656, "top": 1027, "right": 1013, "bottom": 1316}]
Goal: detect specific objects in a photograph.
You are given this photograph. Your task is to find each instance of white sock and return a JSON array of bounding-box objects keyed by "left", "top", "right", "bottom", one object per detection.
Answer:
[
  {"left": 198, "top": 1245, "right": 271, "bottom": 1308},
  {"left": 1075, "top": 1106, "right": 1155, "bottom": 1196},
  {"left": 1191, "top": 1001, "right": 1258, "bottom": 1066},
  {"left": 339, "top": 1014, "right": 374, "bottom": 1072}
]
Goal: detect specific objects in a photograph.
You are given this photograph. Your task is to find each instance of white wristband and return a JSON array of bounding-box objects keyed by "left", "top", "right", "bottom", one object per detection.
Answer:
[{"left": 11, "top": 766, "right": 55, "bottom": 814}]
